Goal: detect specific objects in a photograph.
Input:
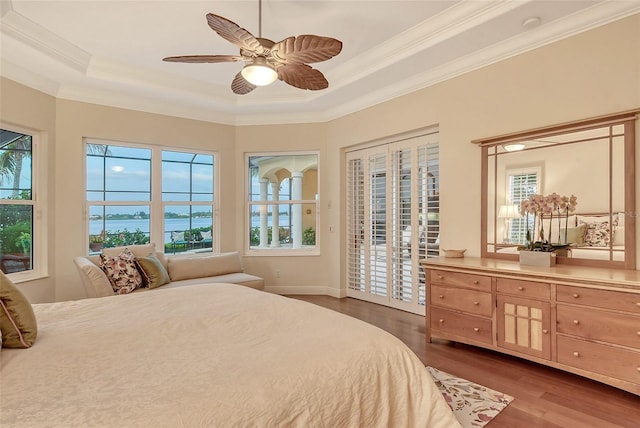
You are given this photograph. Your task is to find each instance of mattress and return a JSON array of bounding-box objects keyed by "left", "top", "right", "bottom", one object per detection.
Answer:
[{"left": 1, "top": 283, "right": 459, "bottom": 428}]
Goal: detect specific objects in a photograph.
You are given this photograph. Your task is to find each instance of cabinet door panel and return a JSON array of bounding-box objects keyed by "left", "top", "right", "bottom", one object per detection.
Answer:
[{"left": 497, "top": 295, "right": 551, "bottom": 360}]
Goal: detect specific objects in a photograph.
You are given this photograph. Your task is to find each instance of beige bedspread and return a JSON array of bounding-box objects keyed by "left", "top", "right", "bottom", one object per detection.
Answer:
[{"left": 1, "top": 284, "right": 459, "bottom": 428}]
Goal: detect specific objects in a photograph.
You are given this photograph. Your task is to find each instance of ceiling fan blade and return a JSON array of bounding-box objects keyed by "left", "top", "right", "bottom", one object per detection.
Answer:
[
  {"left": 271, "top": 35, "right": 342, "bottom": 64},
  {"left": 163, "top": 55, "right": 244, "bottom": 63},
  {"left": 277, "top": 64, "right": 329, "bottom": 90},
  {"left": 231, "top": 72, "right": 257, "bottom": 95},
  {"left": 206, "top": 13, "right": 265, "bottom": 55}
]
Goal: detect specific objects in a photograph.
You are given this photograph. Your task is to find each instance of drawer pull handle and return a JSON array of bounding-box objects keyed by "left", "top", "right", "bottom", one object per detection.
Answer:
[
  {"left": 542, "top": 329, "right": 549, "bottom": 334},
  {"left": 573, "top": 352, "right": 580, "bottom": 357},
  {"left": 439, "top": 319, "right": 445, "bottom": 324},
  {"left": 473, "top": 327, "right": 480, "bottom": 332},
  {"left": 437, "top": 275, "right": 444, "bottom": 279},
  {"left": 473, "top": 280, "right": 479, "bottom": 285},
  {"left": 572, "top": 293, "right": 580, "bottom": 298},
  {"left": 438, "top": 295, "right": 444, "bottom": 299},
  {"left": 518, "top": 286, "right": 524, "bottom": 291},
  {"left": 573, "top": 320, "right": 580, "bottom": 325},
  {"left": 636, "top": 302, "right": 640, "bottom": 307},
  {"left": 473, "top": 301, "right": 479, "bottom": 306}
]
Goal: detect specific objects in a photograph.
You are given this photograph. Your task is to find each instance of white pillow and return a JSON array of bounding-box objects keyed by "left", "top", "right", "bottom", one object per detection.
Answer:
[
  {"left": 168, "top": 252, "right": 243, "bottom": 281},
  {"left": 577, "top": 215, "right": 614, "bottom": 225},
  {"left": 613, "top": 226, "right": 625, "bottom": 246}
]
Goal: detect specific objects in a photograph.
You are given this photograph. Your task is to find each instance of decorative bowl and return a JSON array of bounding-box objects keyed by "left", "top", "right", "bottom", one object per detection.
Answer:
[{"left": 442, "top": 249, "right": 466, "bottom": 258}]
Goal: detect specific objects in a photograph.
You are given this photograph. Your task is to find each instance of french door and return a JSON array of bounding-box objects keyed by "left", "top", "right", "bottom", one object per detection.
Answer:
[{"left": 346, "top": 131, "right": 439, "bottom": 315}]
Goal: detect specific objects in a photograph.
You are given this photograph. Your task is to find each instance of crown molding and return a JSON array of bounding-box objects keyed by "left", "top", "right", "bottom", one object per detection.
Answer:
[
  {"left": 0, "top": 8, "right": 90, "bottom": 73},
  {"left": 2, "top": 1, "right": 638, "bottom": 126},
  {"left": 0, "top": 59, "right": 60, "bottom": 97}
]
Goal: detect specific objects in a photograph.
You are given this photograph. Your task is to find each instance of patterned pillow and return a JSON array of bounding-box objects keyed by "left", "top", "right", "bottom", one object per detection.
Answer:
[
  {"left": 100, "top": 249, "right": 143, "bottom": 294},
  {"left": 581, "top": 221, "right": 611, "bottom": 247}
]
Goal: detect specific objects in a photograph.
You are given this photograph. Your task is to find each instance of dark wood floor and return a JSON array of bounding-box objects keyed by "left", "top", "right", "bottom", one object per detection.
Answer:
[{"left": 288, "top": 295, "right": 640, "bottom": 428}]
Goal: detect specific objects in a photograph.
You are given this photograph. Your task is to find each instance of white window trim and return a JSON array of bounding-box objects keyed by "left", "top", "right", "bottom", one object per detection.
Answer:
[
  {"left": 244, "top": 151, "right": 320, "bottom": 256},
  {"left": 84, "top": 138, "right": 219, "bottom": 255},
  {"left": 0, "top": 122, "right": 48, "bottom": 282}
]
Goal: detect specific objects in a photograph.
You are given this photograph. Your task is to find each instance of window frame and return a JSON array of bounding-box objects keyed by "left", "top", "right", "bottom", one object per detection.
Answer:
[
  {"left": 0, "top": 123, "right": 47, "bottom": 281},
  {"left": 84, "top": 138, "right": 219, "bottom": 255},
  {"left": 245, "top": 151, "right": 320, "bottom": 256}
]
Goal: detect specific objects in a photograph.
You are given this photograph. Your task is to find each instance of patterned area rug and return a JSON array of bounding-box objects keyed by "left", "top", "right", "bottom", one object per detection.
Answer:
[{"left": 427, "top": 366, "right": 514, "bottom": 428}]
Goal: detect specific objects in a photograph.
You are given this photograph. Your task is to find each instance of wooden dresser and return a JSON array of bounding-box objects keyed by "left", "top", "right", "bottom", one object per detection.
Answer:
[{"left": 420, "top": 257, "right": 640, "bottom": 395}]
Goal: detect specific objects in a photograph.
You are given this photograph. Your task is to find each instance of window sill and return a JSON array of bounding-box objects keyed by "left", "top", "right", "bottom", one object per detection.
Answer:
[
  {"left": 245, "top": 247, "right": 320, "bottom": 257},
  {"left": 5, "top": 269, "right": 48, "bottom": 284}
]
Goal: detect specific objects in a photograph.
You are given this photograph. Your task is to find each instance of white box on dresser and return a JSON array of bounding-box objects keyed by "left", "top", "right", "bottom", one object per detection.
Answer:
[{"left": 420, "top": 257, "right": 640, "bottom": 395}]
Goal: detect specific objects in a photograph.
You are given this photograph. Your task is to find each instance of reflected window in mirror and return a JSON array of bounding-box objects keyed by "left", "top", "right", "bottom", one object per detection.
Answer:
[
  {"left": 474, "top": 110, "right": 638, "bottom": 269},
  {"left": 504, "top": 167, "right": 540, "bottom": 244}
]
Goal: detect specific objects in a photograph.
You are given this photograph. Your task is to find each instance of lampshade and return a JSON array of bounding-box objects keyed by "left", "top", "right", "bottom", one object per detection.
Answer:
[
  {"left": 241, "top": 58, "right": 278, "bottom": 86},
  {"left": 498, "top": 204, "right": 521, "bottom": 219}
]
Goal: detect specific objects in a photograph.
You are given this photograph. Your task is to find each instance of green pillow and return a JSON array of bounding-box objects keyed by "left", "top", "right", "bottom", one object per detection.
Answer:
[
  {"left": 0, "top": 271, "right": 38, "bottom": 348},
  {"left": 135, "top": 253, "right": 170, "bottom": 289}
]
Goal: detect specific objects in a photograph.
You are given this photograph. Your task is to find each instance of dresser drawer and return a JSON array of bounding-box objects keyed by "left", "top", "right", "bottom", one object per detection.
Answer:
[
  {"left": 429, "top": 270, "right": 491, "bottom": 292},
  {"left": 557, "top": 335, "right": 640, "bottom": 384},
  {"left": 431, "top": 285, "right": 492, "bottom": 317},
  {"left": 557, "top": 304, "right": 640, "bottom": 349},
  {"left": 430, "top": 307, "right": 493, "bottom": 345},
  {"left": 496, "top": 278, "right": 550, "bottom": 300},
  {"left": 557, "top": 285, "right": 640, "bottom": 314}
]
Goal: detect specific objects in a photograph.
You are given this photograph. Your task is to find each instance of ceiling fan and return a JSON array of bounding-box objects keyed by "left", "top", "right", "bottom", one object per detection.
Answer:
[{"left": 163, "top": 0, "right": 343, "bottom": 95}]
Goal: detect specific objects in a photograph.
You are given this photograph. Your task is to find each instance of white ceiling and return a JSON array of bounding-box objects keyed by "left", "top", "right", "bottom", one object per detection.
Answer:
[{"left": 1, "top": 1, "right": 639, "bottom": 125}]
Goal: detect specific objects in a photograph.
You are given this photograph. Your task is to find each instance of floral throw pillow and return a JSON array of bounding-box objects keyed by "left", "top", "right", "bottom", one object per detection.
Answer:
[
  {"left": 100, "top": 248, "right": 143, "bottom": 294},
  {"left": 581, "top": 221, "right": 611, "bottom": 247}
]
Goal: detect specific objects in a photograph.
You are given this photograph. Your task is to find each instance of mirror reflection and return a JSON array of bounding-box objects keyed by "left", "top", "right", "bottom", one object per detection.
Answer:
[{"left": 478, "top": 112, "right": 637, "bottom": 269}]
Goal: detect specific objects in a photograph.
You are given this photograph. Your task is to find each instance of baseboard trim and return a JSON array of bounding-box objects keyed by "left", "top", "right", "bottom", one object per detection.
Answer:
[{"left": 265, "top": 285, "right": 345, "bottom": 298}]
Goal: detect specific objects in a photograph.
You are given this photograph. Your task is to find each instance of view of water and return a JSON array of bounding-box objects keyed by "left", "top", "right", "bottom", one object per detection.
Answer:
[{"left": 90, "top": 216, "right": 290, "bottom": 243}]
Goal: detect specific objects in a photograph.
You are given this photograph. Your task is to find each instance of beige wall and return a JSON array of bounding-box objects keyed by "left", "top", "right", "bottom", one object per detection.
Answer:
[
  {"left": 234, "top": 123, "right": 332, "bottom": 295},
  {"left": 0, "top": 79, "right": 56, "bottom": 303},
  {"left": 1, "top": 14, "right": 638, "bottom": 302}
]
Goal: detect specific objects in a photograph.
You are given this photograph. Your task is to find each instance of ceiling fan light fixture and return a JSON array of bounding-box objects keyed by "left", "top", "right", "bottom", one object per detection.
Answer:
[
  {"left": 503, "top": 143, "right": 525, "bottom": 152},
  {"left": 241, "top": 58, "right": 278, "bottom": 86}
]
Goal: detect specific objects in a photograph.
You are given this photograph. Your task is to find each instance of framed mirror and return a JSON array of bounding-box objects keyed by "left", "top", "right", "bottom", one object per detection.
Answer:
[{"left": 474, "top": 110, "right": 638, "bottom": 269}]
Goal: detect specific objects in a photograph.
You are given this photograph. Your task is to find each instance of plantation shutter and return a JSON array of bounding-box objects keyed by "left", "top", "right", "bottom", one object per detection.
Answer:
[
  {"left": 345, "top": 130, "right": 439, "bottom": 315},
  {"left": 508, "top": 170, "right": 538, "bottom": 243},
  {"left": 346, "top": 158, "right": 365, "bottom": 293}
]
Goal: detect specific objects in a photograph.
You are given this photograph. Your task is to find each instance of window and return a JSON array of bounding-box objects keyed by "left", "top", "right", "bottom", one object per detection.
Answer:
[
  {"left": 0, "top": 126, "right": 45, "bottom": 279},
  {"left": 247, "top": 153, "right": 318, "bottom": 254},
  {"left": 346, "top": 130, "right": 439, "bottom": 315},
  {"left": 505, "top": 168, "right": 539, "bottom": 243},
  {"left": 86, "top": 140, "right": 216, "bottom": 255}
]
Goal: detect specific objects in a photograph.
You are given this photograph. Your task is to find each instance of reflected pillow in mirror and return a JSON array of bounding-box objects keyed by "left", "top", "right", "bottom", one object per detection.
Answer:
[
  {"left": 613, "top": 226, "right": 625, "bottom": 246},
  {"left": 581, "top": 221, "right": 611, "bottom": 247},
  {"left": 560, "top": 223, "right": 587, "bottom": 246}
]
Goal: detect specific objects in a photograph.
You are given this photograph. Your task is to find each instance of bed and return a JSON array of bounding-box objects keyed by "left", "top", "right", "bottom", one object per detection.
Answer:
[{"left": 1, "top": 283, "right": 459, "bottom": 428}]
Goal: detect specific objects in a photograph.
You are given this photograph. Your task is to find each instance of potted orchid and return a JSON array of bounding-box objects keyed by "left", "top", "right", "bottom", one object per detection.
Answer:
[{"left": 519, "top": 193, "right": 577, "bottom": 264}]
